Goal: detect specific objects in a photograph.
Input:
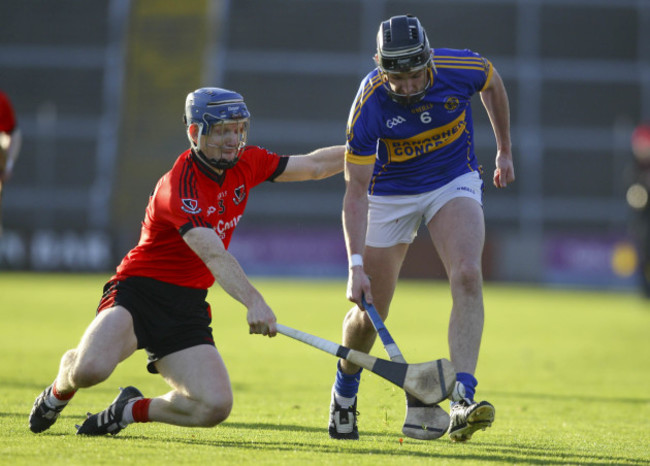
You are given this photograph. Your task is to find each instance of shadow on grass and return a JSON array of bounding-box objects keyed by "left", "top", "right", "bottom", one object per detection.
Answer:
[
  {"left": 111, "top": 422, "right": 647, "bottom": 465},
  {"left": 7, "top": 412, "right": 647, "bottom": 465}
]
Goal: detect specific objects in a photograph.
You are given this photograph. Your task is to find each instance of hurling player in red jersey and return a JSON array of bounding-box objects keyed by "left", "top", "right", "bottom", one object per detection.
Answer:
[
  {"left": 29, "top": 87, "right": 345, "bottom": 436},
  {"left": 0, "top": 90, "right": 22, "bottom": 235}
]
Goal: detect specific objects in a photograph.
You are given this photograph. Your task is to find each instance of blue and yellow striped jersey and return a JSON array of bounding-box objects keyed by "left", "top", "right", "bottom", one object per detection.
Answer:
[{"left": 345, "top": 48, "right": 493, "bottom": 195}]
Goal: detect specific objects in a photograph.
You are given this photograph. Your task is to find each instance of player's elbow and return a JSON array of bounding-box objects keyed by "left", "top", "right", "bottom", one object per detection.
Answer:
[
  {"left": 310, "top": 160, "right": 343, "bottom": 180},
  {"left": 311, "top": 165, "right": 336, "bottom": 180},
  {"left": 311, "top": 148, "right": 345, "bottom": 180}
]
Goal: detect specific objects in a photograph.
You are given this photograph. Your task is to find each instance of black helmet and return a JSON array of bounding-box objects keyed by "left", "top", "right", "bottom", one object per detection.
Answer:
[{"left": 376, "top": 15, "right": 433, "bottom": 105}]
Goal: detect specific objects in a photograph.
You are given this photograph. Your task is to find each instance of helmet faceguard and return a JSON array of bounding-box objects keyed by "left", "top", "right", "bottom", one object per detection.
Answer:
[
  {"left": 184, "top": 87, "right": 251, "bottom": 170},
  {"left": 376, "top": 15, "right": 434, "bottom": 106}
]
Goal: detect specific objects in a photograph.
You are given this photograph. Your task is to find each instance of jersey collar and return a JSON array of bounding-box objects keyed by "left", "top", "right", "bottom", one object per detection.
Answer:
[{"left": 190, "top": 149, "right": 226, "bottom": 184}]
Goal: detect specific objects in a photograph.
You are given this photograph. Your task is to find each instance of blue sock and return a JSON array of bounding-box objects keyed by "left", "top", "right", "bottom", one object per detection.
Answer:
[
  {"left": 456, "top": 372, "right": 478, "bottom": 402},
  {"left": 333, "top": 361, "right": 362, "bottom": 398}
]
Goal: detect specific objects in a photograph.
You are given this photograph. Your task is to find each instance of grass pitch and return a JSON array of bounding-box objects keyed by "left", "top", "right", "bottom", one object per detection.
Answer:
[{"left": 1, "top": 272, "right": 649, "bottom": 465}]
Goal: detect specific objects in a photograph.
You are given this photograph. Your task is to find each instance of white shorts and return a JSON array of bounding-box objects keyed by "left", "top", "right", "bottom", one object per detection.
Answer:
[{"left": 366, "top": 171, "right": 484, "bottom": 248}]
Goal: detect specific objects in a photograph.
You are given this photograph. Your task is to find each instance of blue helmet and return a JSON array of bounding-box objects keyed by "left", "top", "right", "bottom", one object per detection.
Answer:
[{"left": 184, "top": 87, "right": 251, "bottom": 169}]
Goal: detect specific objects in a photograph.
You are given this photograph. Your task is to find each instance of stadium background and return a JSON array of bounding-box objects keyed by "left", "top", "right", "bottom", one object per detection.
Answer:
[{"left": 0, "top": 0, "right": 648, "bottom": 290}]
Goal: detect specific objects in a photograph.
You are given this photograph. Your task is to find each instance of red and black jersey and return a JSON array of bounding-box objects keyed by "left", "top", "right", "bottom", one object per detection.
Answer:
[{"left": 113, "top": 146, "right": 288, "bottom": 289}]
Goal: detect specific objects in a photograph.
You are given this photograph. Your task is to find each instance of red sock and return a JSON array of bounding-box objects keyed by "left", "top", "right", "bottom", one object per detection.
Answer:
[
  {"left": 52, "top": 381, "right": 76, "bottom": 401},
  {"left": 132, "top": 398, "right": 152, "bottom": 423}
]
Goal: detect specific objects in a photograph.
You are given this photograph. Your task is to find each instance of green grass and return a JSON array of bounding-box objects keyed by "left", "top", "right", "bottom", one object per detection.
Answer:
[{"left": 1, "top": 272, "right": 649, "bottom": 465}]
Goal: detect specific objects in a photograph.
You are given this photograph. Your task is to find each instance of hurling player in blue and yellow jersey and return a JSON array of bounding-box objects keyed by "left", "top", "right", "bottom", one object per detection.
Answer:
[{"left": 329, "top": 15, "right": 514, "bottom": 442}]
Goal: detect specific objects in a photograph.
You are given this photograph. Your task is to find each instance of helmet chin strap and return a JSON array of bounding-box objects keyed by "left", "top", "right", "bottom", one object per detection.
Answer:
[
  {"left": 195, "top": 148, "right": 239, "bottom": 171},
  {"left": 388, "top": 90, "right": 426, "bottom": 106},
  {"left": 381, "top": 65, "right": 433, "bottom": 106}
]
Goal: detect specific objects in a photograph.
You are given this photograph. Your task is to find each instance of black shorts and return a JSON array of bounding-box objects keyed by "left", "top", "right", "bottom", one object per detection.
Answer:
[{"left": 97, "top": 276, "right": 215, "bottom": 374}]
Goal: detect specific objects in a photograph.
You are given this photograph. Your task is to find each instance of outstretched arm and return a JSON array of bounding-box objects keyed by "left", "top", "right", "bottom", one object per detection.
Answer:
[
  {"left": 274, "top": 145, "right": 345, "bottom": 182},
  {"left": 480, "top": 68, "right": 514, "bottom": 188},
  {"left": 183, "top": 227, "right": 276, "bottom": 337}
]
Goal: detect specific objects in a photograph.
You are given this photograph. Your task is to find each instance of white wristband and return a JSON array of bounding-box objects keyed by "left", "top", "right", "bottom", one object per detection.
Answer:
[{"left": 349, "top": 254, "right": 363, "bottom": 269}]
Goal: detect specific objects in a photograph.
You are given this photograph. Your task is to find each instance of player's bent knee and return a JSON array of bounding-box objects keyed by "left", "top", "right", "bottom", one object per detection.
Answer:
[
  {"left": 195, "top": 399, "right": 232, "bottom": 427},
  {"left": 346, "top": 306, "right": 376, "bottom": 332}
]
